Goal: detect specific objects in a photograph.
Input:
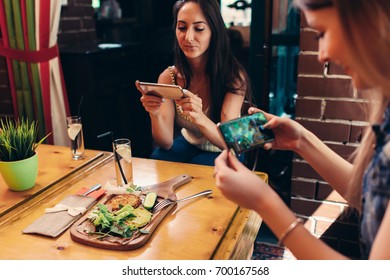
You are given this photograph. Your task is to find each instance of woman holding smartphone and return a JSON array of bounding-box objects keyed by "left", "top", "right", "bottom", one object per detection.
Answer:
[
  {"left": 136, "top": 0, "right": 251, "bottom": 166},
  {"left": 215, "top": 0, "right": 390, "bottom": 259}
]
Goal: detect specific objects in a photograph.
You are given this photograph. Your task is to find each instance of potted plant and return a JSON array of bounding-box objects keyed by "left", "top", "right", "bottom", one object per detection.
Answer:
[{"left": 0, "top": 118, "right": 50, "bottom": 191}]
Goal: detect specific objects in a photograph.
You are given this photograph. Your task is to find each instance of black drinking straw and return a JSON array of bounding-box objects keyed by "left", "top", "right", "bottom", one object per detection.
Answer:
[
  {"left": 77, "top": 95, "right": 84, "bottom": 117},
  {"left": 97, "top": 131, "right": 128, "bottom": 185}
]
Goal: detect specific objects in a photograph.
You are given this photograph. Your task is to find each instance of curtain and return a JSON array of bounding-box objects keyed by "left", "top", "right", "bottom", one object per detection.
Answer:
[{"left": 0, "top": 0, "right": 70, "bottom": 145}]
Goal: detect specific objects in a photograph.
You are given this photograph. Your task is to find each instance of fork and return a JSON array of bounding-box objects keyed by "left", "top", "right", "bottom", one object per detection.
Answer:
[{"left": 152, "top": 189, "right": 212, "bottom": 214}]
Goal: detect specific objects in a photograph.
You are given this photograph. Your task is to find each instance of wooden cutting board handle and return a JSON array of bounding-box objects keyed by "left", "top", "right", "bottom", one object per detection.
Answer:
[{"left": 142, "top": 174, "right": 192, "bottom": 200}]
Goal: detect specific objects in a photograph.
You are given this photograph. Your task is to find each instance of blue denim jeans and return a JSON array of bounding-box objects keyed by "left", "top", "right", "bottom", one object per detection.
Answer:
[
  {"left": 150, "top": 135, "right": 245, "bottom": 166},
  {"left": 150, "top": 135, "right": 219, "bottom": 166}
]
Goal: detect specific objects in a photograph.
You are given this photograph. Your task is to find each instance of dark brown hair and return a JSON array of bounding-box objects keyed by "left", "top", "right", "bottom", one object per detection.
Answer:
[{"left": 172, "top": 0, "right": 252, "bottom": 122}]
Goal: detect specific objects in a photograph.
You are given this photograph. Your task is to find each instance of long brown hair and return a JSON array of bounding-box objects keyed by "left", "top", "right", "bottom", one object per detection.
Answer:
[
  {"left": 294, "top": 0, "right": 390, "bottom": 209},
  {"left": 172, "top": 0, "right": 252, "bottom": 122}
]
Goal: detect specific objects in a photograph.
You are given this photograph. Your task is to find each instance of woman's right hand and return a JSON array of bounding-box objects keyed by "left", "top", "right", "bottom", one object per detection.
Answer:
[
  {"left": 214, "top": 150, "right": 269, "bottom": 211},
  {"left": 135, "top": 80, "right": 165, "bottom": 117},
  {"left": 247, "top": 107, "right": 307, "bottom": 152}
]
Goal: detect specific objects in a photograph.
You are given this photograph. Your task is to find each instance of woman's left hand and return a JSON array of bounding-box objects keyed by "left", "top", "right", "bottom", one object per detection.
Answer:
[{"left": 175, "top": 89, "right": 204, "bottom": 122}]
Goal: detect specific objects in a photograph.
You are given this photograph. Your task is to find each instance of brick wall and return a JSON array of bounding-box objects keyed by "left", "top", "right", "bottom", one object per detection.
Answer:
[
  {"left": 292, "top": 16, "right": 364, "bottom": 258},
  {"left": 58, "top": 0, "right": 96, "bottom": 47}
]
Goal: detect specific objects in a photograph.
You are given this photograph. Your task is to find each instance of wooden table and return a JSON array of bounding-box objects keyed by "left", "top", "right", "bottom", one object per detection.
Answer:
[
  {"left": 0, "top": 146, "right": 265, "bottom": 260},
  {"left": 0, "top": 144, "right": 112, "bottom": 223}
]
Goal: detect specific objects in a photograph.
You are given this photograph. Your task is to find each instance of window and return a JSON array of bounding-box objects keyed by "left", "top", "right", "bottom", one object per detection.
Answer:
[
  {"left": 221, "top": 0, "right": 300, "bottom": 117},
  {"left": 221, "top": 0, "right": 252, "bottom": 27}
]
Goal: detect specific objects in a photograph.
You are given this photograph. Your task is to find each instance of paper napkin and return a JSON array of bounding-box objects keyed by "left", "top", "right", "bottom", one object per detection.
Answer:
[{"left": 23, "top": 188, "right": 105, "bottom": 238}]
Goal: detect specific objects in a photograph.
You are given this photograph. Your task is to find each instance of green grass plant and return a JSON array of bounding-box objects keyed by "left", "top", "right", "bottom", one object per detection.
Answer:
[{"left": 0, "top": 118, "right": 50, "bottom": 162}]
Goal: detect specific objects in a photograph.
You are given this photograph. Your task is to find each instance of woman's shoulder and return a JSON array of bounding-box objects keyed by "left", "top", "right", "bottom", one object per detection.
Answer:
[
  {"left": 229, "top": 69, "right": 249, "bottom": 91},
  {"left": 158, "top": 66, "right": 176, "bottom": 84},
  {"left": 159, "top": 65, "right": 185, "bottom": 85}
]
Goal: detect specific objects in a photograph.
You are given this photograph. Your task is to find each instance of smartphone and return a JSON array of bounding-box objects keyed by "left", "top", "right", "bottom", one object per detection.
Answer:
[
  {"left": 138, "top": 82, "right": 185, "bottom": 99},
  {"left": 217, "top": 112, "right": 275, "bottom": 154}
]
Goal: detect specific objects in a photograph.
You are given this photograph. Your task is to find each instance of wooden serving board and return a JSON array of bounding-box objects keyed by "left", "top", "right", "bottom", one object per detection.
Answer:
[{"left": 70, "top": 174, "right": 191, "bottom": 250}]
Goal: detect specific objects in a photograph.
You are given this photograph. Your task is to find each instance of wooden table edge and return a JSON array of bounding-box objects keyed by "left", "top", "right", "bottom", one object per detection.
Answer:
[
  {"left": 211, "top": 207, "right": 262, "bottom": 260},
  {"left": 0, "top": 152, "right": 114, "bottom": 228}
]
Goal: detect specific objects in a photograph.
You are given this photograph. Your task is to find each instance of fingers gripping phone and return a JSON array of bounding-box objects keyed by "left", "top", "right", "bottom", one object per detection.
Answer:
[
  {"left": 217, "top": 112, "right": 275, "bottom": 154},
  {"left": 138, "top": 82, "right": 185, "bottom": 99}
]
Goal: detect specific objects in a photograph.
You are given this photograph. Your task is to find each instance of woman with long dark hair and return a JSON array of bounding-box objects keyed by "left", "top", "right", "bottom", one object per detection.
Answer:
[{"left": 136, "top": 0, "right": 251, "bottom": 166}]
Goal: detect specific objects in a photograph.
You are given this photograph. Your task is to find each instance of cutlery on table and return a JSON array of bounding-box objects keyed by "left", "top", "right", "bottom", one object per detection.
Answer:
[
  {"left": 152, "top": 189, "right": 212, "bottom": 214},
  {"left": 82, "top": 184, "right": 102, "bottom": 196}
]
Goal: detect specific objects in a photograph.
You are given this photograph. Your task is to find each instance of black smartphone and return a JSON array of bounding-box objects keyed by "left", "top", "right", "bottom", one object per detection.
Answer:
[
  {"left": 217, "top": 112, "right": 275, "bottom": 154},
  {"left": 138, "top": 82, "right": 185, "bottom": 99}
]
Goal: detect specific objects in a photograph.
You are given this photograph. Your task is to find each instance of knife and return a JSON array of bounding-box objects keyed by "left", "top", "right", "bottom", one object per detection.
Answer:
[{"left": 82, "top": 184, "right": 102, "bottom": 196}]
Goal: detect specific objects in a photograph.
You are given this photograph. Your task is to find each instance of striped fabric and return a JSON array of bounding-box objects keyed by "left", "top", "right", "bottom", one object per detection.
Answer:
[{"left": 0, "top": 0, "right": 70, "bottom": 145}]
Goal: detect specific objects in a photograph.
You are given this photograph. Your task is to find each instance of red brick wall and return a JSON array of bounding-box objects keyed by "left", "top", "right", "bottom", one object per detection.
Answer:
[
  {"left": 58, "top": 0, "right": 96, "bottom": 47},
  {"left": 0, "top": 0, "right": 96, "bottom": 119},
  {"left": 292, "top": 16, "right": 363, "bottom": 258}
]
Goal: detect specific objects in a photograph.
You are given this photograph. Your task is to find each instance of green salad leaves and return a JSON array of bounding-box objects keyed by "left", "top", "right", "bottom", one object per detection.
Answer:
[{"left": 89, "top": 203, "right": 152, "bottom": 238}]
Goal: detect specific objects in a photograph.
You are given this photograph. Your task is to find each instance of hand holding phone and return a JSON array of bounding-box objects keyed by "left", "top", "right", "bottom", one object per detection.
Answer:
[
  {"left": 217, "top": 112, "right": 275, "bottom": 154},
  {"left": 137, "top": 81, "right": 185, "bottom": 99}
]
